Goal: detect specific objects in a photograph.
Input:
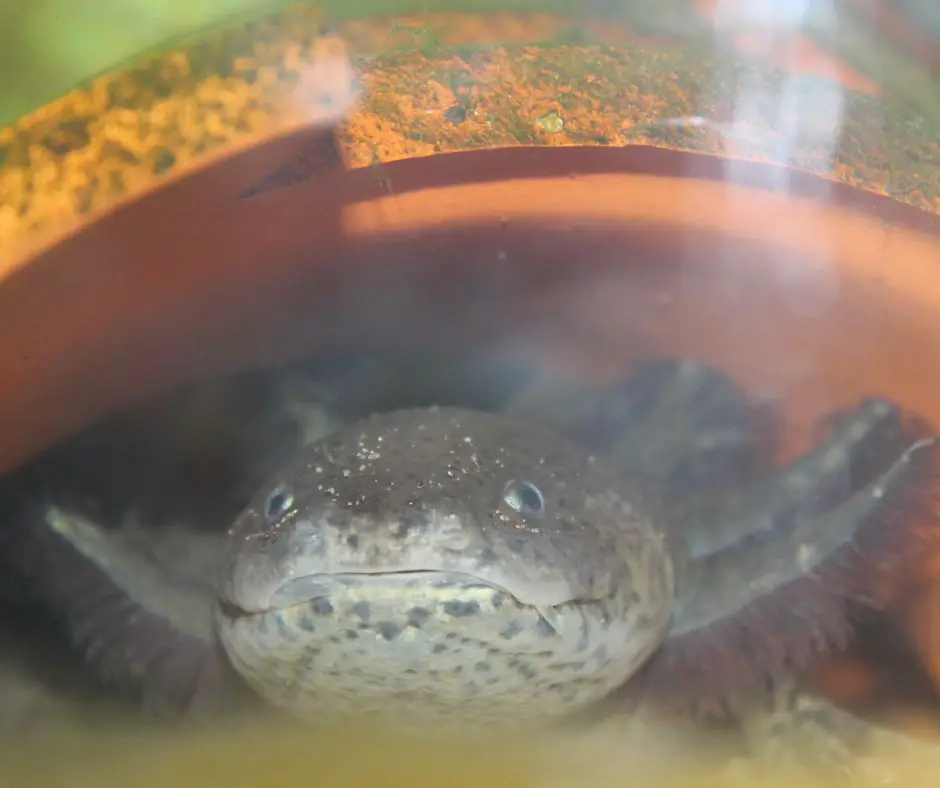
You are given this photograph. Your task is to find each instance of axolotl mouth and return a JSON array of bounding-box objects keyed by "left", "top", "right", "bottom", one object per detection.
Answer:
[
  {"left": 213, "top": 562, "right": 662, "bottom": 730},
  {"left": 215, "top": 561, "right": 595, "bottom": 650},
  {"left": 250, "top": 565, "right": 586, "bottom": 619},
  {"left": 211, "top": 540, "right": 668, "bottom": 729}
]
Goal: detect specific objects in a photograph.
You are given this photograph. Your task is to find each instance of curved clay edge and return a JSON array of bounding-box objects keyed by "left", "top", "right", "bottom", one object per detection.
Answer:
[{"left": 1, "top": 145, "right": 939, "bottom": 474}]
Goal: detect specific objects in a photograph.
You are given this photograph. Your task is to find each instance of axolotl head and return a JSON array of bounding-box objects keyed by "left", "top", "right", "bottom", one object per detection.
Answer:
[{"left": 214, "top": 406, "right": 674, "bottom": 730}]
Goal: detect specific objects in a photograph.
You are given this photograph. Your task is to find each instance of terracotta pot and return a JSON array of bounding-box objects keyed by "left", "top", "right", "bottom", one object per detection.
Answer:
[{"left": 3, "top": 140, "right": 939, "bottom": 469}]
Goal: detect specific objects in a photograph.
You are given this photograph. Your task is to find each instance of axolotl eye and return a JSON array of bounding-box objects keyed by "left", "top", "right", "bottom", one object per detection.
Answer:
[
  {"left": 503, "top": 480, "right": 546, "bottom": 519},
  {"left": 263, "top": 484, "right": 295, "bottom": 523}
]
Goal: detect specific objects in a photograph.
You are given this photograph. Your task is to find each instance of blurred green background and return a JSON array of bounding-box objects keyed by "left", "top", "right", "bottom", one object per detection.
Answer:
[
  {"left": 2, "top": 0, "right": 938, "bottom": 129},
  {"left": 1, "top": 0, "right": 696, "bottom": 127},
  {"left": 0, "top": 0, "right": 297, "bottom": 125}
]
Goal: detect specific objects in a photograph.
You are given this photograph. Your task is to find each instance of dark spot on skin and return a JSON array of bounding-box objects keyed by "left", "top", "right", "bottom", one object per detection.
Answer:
[
  {"left": 407, "top": 607, "right": 431, "bottom": 627},
  {"left": 329, "top": 511, "right": 352, "bottom": 529},
  {"left": 394, "top": 510, "right": 427, "bottom": 539},
  {"left": 352, "top": 601, "right": 371, "bottom": 621},
  {"left": 311, "top": 598, "right": 334, "bottom": 616},
  {"left": 536, "top": 618, "right": 556, "bottom": 637},
  {"left": 500, "top": 621, "right": 523, "bottom": 640},
  {"left": 442, "top": 600, "right": 480, "bottom": 618},
  {"left": 298, "top": 615, "right": 316, "bottom": 633},
  {"left": 475, "top": 661, "right": 491, "bottom": 673},
  {"left": 480, "top": 547, "right": 499, "bottom": 565},
  {"left": 490, "top": 591, "right": 507, "bottom": 609},
  {"left": 452, "top": 665, "right": 464, "bottom": 675},
  {"left": 506, "top": 537, "right": 527, "bottom": 554},
  {"left": 445, "top": 632, "right": 460, "bottom": 641},
  {"left": 345, "top": 630, "right": 359, "bottom": 640},
  {"left": 517, "top": 664, "right": 538, "bottom": 681},
  {"left": 275, "top": 615, "right": 293, "bottom": 640},
  {"left": 346, "top": 534, "right": 360, "bottom": 549},
  {"left": 378, "top": 622, "right": 403, "bottom": 641},
  {"left": 432, "top": 643, "right": 447, "bottom": 654}
]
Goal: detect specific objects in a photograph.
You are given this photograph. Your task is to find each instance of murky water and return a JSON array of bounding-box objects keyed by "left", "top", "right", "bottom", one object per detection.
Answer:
[
  {"left": 0, "top": 721, "right": 719, "bottom": 788},
  {"left": 5, "top": 702, "right": 940, "bottom": 788},
  {"left": 2, "top": 1, "right": 940, "bottom": 785}
]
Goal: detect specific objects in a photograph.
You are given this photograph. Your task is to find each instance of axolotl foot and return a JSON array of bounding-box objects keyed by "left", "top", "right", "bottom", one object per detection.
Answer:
[{"left": 732, "top": 679, "right": 940, "bottom": 786}]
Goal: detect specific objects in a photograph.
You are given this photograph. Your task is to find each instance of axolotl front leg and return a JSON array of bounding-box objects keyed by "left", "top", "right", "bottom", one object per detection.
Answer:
[{"left": 508, "top": 359, "right": 940, "bottom": 783}]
